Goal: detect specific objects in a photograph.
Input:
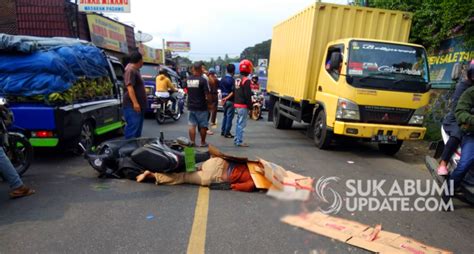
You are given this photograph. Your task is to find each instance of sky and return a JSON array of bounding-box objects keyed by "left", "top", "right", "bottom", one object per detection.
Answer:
[{"left": 107, "top": 0, "right": 348, "bottom": 61}]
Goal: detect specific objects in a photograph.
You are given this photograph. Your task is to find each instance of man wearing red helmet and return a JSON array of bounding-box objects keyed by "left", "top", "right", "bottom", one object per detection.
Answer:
[{"left": 233, "top": 59, "right": 254, "bottom": 147}]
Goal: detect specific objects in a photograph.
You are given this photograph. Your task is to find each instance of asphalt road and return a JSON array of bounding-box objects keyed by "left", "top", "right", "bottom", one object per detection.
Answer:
[{"left": 1, "top": 111, "right": 473, "bottom": 253}]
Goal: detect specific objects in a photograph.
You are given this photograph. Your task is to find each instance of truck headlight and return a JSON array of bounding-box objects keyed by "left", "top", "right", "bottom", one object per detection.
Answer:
[
  {"left": 336, "top": 98, "right": 360, "bottom": 121},
  {"left": 409, "top": 106, "right": 428, "bottom": 125}
]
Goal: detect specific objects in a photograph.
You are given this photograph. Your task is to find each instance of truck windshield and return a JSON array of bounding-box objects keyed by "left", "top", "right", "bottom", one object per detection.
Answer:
[
  {"left": 347, "top": 41, "right": 430, "bottom": 93},
  {"left": 141, "top": 64, "right": 159, "bottom": 81}
]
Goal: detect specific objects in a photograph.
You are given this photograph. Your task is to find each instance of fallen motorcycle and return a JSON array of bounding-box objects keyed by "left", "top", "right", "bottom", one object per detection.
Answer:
[
  {"left": 85, "top": 135, "right": 210, "bottom": 179},
  {"left": 0, "top": 97, "right": 33, "bottom": 176},
  {"left": 425, "top": 126, "right": 474, "bottom": 204}
]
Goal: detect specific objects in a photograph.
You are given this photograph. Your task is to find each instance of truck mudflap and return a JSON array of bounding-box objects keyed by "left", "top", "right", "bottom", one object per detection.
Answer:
[{"left": 333, "top": 121, "right": 425, "bottom": 141}]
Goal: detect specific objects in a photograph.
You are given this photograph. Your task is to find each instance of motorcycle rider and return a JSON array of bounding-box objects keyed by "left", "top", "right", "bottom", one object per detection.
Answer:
[
  {"left": 449, "top": 61, "right": 474, "bottom": 192},
  {"left": 233, "top": 59, "right": 254, "bottom": 147},
  {"left": 219, "top": 64, "right": 236, "bottom": 138},
  {"left": 250, "top": 75, "right": 260, "bottom": 93},
  {"left": 155, "top": 69, "right": 178, "bottom": 112},
  {"left": 437, "top": 61, "right": 474, "bottom": 175}
]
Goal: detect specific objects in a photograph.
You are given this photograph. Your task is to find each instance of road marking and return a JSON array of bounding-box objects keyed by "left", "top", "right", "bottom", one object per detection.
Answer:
[{"left": 187, "top": 187, "right": 210, "bottom": 254}]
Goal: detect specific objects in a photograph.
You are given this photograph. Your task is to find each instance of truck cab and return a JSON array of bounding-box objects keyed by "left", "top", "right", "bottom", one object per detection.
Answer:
[{"left": 312, "top": 38, "right": 430, "bottom": 154}]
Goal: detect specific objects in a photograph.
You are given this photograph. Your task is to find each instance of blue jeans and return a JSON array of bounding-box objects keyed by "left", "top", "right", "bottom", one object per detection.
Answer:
[
  {"left": 449, "top": 135, "right": 474, "bottom": 190},
  {"left": 234, "top": 108, "right": 248, "bottom": 145},
  {"left": 123, "top": 107, "right": 145, "bottom": 139},
  {"left": 0, "top": 148, "right": 23, "bottom": 189},
  {"left": 221, "top": 101, "right": 235, "bottom": 135}
]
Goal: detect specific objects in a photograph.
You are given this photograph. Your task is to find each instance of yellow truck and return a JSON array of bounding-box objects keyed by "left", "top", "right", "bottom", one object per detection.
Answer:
[{"left": 267, "top": 3, "right": 431, "bottom": 155}]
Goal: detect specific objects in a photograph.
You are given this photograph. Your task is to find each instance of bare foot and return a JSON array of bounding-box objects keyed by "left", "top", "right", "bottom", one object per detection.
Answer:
[{"left": 136, "top": 170, "right": 152, "bottom": 183}]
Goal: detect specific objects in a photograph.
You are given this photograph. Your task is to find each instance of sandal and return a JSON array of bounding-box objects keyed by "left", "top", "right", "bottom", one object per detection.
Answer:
[
  {"left": 9, "top": 185, "right": 35, "bottom": 199},
  {"left": 200, "top": 143, "right": 209, "bottom": 148}
]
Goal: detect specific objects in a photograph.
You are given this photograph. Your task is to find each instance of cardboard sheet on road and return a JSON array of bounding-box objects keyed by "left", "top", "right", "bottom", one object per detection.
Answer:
[
  {"left": 259, "top": 158, "right": 313, "bottom": 201},
  {"left": 282, "top": 212, "right": 452, "bottom": 254}
]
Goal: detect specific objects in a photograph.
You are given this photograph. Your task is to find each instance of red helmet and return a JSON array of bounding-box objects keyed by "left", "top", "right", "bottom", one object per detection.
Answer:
[{"left": 239, "top": 59, "right": 254, "bottom": 74}]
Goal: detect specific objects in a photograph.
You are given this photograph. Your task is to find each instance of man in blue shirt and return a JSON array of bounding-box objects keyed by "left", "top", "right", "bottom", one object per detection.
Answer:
[{"left": 219, "top": 64, "right": 236, "bottom": 138}]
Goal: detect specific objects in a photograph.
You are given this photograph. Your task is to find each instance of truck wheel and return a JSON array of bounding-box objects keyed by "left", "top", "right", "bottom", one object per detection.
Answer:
[
  {"left": 79, "top": 121, "right": 95, "bottom": 152},
  {"left": 378, "top": 141, "right": 403, "bottom": 156},
  {"left": 273, "top": 102, "right": 293, "bottom": 129},
  {"left": 313, "top": 110, "right": 332, "bottom": 149}
]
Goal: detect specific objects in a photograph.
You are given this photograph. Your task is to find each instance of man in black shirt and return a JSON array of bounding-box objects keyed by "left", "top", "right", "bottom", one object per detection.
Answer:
[{"left": 186, "top": 62, "right": 210, "bottom": 147}]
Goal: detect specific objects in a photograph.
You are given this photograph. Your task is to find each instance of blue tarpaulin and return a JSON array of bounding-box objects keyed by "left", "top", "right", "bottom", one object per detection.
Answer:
[{"left": 0, "top": 34, "right": 109, "bottom": 96}]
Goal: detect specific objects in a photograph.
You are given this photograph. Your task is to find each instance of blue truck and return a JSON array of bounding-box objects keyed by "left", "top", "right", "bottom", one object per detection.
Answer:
[{"left": 0, "top": 35, "right": 126, "bottom": 150}]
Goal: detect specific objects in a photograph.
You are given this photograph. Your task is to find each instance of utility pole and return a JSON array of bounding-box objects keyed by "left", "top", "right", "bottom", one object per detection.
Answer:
[{"left": 162, "top": 38, "right": 166, "bottom": 65}]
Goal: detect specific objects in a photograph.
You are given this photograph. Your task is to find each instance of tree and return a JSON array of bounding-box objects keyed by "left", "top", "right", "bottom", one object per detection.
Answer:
[
  {"left": 360, "top": 0, "right": 473, "bottom": 51},
  {"left": 240, "top": 39, "right": 272, "bottom": 64}
]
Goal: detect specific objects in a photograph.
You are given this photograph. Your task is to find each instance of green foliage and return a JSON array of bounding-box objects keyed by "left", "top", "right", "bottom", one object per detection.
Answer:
[
  {"left": 240, "top": 39, "right": 272, "bottom": 64},
  {"left": 358, "top": 0, "right": 473, "bottom": 51},
  {"left": 202, "top": 55, "right": 240, "bottom": 76},
  {"left": 9, "top": 77, "right": 115, "bottom": 105}
]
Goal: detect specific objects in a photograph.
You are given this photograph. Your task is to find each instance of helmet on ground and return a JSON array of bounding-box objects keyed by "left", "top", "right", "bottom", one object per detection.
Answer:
[{"left": 239, "top": 59, "right": 253, "bottom": 74}]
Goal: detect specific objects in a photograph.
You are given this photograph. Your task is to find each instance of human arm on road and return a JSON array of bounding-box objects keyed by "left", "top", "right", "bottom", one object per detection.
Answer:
[{"left": 455, "top": 86, "right": 474, "bottom": 131}]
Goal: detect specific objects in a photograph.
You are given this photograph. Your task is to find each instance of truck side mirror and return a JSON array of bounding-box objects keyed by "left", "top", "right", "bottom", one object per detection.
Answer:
[
  {"left": 330, "top": 52, "right": 343, "bottom": 71},
  {"left": 451, "top": 63, "right": 461, "bottom": 81}
]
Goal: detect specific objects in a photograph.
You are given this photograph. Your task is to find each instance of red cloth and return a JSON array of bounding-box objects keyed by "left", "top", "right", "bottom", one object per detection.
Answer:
[
  {"left": 234, "top": 103, "right": 248, "bottom": 108},
  {"left": 229, "top": 164, "right": 255, "bottom": 192}
]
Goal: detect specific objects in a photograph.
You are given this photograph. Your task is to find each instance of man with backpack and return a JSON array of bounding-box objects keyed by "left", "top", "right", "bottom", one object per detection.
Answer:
[{"left": 233, "top": 60, "right": 254, "bottom": 147}]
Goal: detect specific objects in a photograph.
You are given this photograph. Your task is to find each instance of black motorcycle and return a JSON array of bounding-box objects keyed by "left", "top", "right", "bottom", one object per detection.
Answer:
[
  {"left": 152, "top": 89, "right": 185, "bottom": 124},
  {"left": 0, "top": 98, "right": 33, "bottom": 176},
  {"left": 85, "top": 135, "right": 210, "bottom": 179}
]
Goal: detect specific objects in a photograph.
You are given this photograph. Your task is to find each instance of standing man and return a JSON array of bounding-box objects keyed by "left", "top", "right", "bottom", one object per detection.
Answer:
[
  {"left": 207, "top": 68, "right": 219, "bottom": 135},
  {"left": 233, "top": 59, "right": 254, "bottom": 147},
  {"left": 187, "top": 62, "right": 210, "bottom": 147},
  {"left": 219, "top": 64, "right": 236, "bottom": 138},
  {"left": 123, "top": 52, "right": 147, "bottom": 139}
]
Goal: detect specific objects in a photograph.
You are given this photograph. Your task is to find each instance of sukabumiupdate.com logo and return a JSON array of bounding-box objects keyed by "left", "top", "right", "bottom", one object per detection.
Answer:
[{"left": 315, "top": 177, "right": 454, "bottom": 214}]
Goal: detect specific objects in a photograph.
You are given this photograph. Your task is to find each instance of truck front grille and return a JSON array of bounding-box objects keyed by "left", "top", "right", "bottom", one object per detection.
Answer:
[{"left": 359, "top": 106, "right": 413, "bottom": 125}]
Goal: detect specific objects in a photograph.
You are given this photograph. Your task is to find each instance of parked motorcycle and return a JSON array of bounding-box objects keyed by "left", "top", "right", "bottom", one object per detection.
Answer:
[
  {"left": 425, "top": 126, "right": 474, "bottom": 203},
  {"left": 250, "top": 92, "right": 264, "bottom": 120},
  {"left": 152, "top": 89, "right": 184, "bottom": 124},
  {"left": 0, "top": 98, "right": 33, "bottom": 176}
]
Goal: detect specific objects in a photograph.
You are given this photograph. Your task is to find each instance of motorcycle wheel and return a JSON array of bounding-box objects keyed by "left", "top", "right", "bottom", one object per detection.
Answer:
[
  {"left": 251, "top": 105, "right": 261, "bottom": 120},
  {"left": 156, "top": 109, "right": 166, "bottom": 124},
  {"left": 6, "top": 133, "right": 33, "bottom": 176},
  {"left": 172, "top": 112, "right": 181, "bottom": 121}
]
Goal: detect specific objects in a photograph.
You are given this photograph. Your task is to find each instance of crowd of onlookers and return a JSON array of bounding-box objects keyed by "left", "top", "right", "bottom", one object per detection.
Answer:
[{"left": 122, "top": 51, "right": 258, "bottom": 148}]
